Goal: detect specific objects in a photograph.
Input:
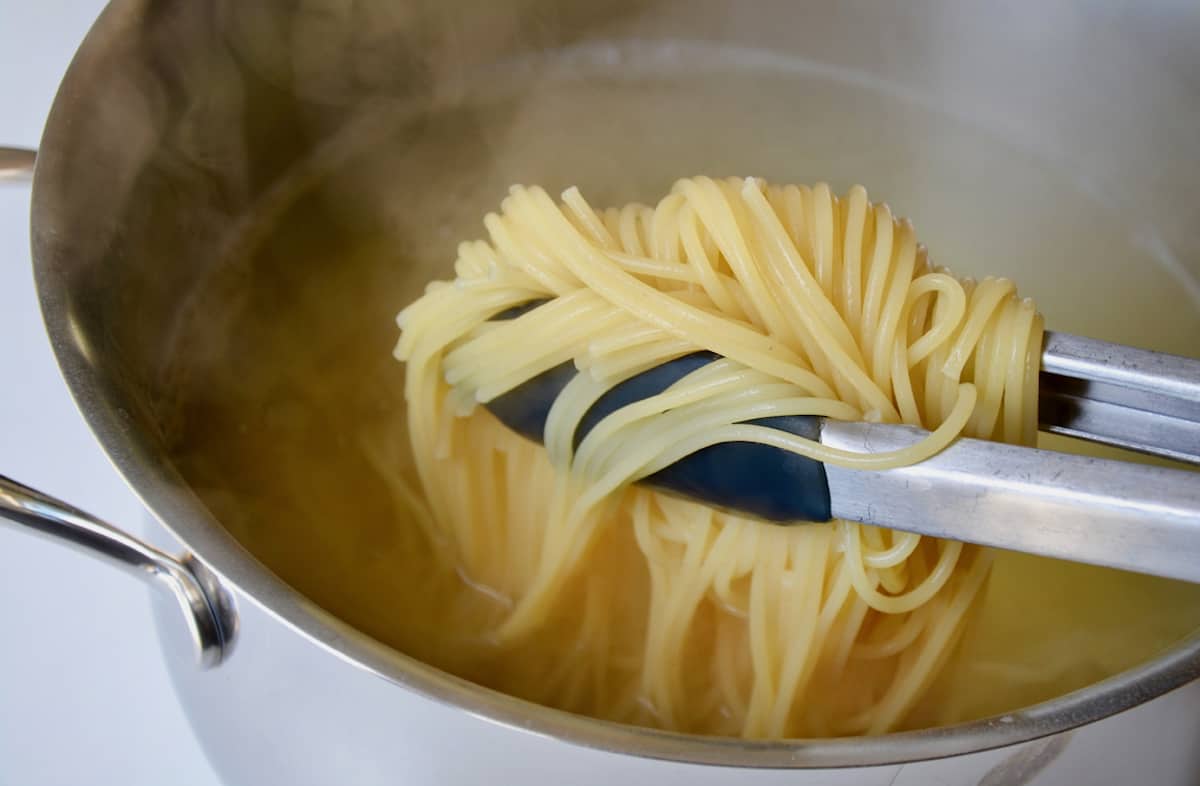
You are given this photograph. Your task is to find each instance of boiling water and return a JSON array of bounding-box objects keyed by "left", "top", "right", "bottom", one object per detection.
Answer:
[{"left": 164, "top": 41, "right": 1200, "bottom": 734}]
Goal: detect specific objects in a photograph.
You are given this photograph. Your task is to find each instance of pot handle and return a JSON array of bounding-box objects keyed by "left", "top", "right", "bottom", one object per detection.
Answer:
[
  {"left": 0, "top": 474, "right": 234, "bottom": 667},
  {"left": 0, "top": 146, "right": 36, "bottom": 181},
  {"left": 2, "top": 144, "right": 233, "bottom": 667}
]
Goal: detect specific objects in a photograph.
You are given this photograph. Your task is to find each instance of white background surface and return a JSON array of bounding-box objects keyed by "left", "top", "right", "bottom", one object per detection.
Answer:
[{"left": 0, "top": 2, "right": 222, "bottom": 784}]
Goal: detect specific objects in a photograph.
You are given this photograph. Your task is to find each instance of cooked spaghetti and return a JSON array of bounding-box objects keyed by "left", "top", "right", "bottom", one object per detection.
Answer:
[{"left": 392, "top": 177, "right": 1043, "bottom": 737}]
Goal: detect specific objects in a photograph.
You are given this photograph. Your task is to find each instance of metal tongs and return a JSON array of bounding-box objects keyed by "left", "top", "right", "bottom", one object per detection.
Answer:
[{"left": 485, "top": 322, "right": 1200, "bottom": 584}]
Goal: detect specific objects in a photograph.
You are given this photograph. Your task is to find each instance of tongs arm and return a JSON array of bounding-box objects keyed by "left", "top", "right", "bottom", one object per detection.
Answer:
[{"left": 1039, "top": 332, "right": 1200, "bottom": 465}]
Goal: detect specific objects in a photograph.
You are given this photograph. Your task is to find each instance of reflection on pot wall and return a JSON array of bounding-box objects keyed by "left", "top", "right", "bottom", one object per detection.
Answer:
[{"left": 153, "top": 585, "right": 1200, "bottom": 786}]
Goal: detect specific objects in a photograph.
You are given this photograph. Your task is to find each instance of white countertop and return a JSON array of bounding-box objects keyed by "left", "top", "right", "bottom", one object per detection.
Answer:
[{"left": 0, "top": 3, "right": 222, "bottom": 784}]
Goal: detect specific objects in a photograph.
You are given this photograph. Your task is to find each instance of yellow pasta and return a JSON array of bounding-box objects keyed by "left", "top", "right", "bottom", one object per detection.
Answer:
[{"left": 393, "top": 177, "right": 1043, "bottom": 737}]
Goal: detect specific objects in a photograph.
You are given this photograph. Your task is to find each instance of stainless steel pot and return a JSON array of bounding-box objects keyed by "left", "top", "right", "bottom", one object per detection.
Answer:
[{"left": 4, "top": 0, "right": 1200, "bottom": 783}]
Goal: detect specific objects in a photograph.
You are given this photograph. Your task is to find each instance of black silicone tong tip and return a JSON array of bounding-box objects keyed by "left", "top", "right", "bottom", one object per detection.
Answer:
[{"left": 481, "top": 301, "right": 833, "bottom": 522}]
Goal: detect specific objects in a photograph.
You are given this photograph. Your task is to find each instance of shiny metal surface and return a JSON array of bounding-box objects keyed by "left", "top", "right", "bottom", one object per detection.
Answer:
[
  {"left": 1041, "top": 331, "right": 1200, "bottom": 464},
  {"left": 821, "top": 422, "right": 1200, "bottom": 583},
  {"left": 0, "top": 146, "right": 35, "bottom": 181},
  {"left": 0, "top": 474, "right": 233, "bottom": 667},
  {"left": 151, "top": 562, "right": 1200, "bottom": 785},
  {"left": 22, "top": 0, "right": 1200, "bottom": 777}
]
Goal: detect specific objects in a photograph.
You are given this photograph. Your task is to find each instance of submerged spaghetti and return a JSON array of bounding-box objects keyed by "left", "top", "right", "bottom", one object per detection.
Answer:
[{"left": 393, "top": 177, "right": 1043, "bottom": 737}]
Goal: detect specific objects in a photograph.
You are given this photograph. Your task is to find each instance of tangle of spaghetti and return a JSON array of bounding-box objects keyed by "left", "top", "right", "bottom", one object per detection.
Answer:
[{"left": 393, "top": 177, "right": 1043, "bottom": 737}]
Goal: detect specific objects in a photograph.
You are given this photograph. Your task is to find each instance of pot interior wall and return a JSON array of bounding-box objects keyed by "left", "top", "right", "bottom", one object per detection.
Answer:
[{"left": 33, "top": 0, "right": 1200, "bottom": 744}]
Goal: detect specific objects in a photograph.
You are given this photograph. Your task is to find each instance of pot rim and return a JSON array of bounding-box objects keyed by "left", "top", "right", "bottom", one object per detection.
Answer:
[{"left": 29, "top": 0, "right": 1200, "bottom": 769}]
